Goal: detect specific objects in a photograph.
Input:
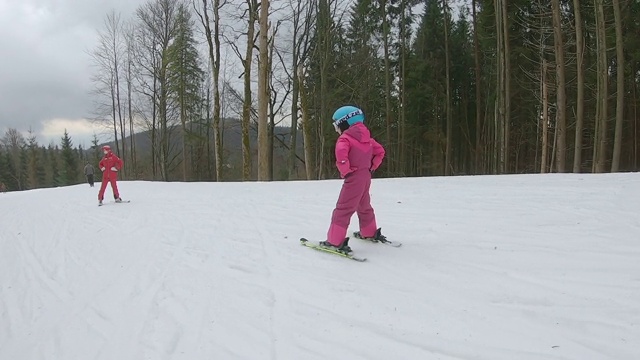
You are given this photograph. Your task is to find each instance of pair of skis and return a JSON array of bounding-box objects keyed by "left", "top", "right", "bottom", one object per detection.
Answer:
[
  {"left": 98, "top": 200, "right": 131, "bottom": 206},
  {"left": 300, "top": 233, "right": 401, "bottom": 262}
]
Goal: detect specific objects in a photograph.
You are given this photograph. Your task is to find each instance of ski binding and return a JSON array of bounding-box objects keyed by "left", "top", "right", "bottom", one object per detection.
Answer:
[
  {"left": 353, "top": 231, "right": 402, "bottom": 247},
  {"left": 300, "top": 238, "right": 367, "bottom": 262}
]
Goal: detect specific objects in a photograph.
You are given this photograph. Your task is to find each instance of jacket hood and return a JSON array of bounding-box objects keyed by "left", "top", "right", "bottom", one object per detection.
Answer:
[{"left": 342, "top": 122, "right": 371, "bottom": 143}]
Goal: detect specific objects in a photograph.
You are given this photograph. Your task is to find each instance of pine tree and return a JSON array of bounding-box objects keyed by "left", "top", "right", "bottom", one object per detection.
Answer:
[
  {"left": 168, "top": 4, "right": 204, "bottom": 181},
  {"left": 343, "top": 0, "right": 386, "bottom": 117},
  {"left": 0, "top": 147, "right": 8, "bottom": 191},
  {"left": 26, "top": 130, "right": 45, "bottom": 189},
  {"left": 406, "top": 0, "right": 446, "bottom": 175},
  {"left": 59, "top": 130, "right": 79, "bottom": 185},
  {"left": 2, "top": 151, "right": 18, "bottom": 190}
]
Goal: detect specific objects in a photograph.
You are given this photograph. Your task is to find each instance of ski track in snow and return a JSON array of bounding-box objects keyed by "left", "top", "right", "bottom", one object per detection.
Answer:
[{"left": 1, "top": 174, "right": 639, "bottom": 359}]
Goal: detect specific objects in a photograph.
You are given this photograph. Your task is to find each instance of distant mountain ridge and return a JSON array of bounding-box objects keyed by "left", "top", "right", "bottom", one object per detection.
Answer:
[{"left": 99, "top": 118, "right": 305, "bottom": 180}]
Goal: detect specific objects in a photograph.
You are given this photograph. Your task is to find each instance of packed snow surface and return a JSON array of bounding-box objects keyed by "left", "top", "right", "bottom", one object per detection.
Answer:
[{"left": 1, "top": 173, "right": 638, "bottom": 359}]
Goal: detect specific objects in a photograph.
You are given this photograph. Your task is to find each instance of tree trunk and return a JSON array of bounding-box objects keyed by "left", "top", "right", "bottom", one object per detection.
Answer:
[
  {"left": 152, "top": 76, "right": 157, "bottom": 179},
  {"left": 443, "top": 0, "right": 452, "bottom": 176},
  {"left": 398, "top": 0, "right": 408, "bottom": 176},
  {"left": 594, "top": 0, "right": 608, "bottom": 173},
  {"left": 472, "top": 0, "right": 483, "bottom": 175},
  {"left": 213, "top": 0, "right": 223, "bottom": 181},
  {"left": 541, "top": 59, "right": 549, "bottom": 173},
  {"left": 257, "top": 0, "right": 270, "bottom": 181},
  {"left": 127, "top": 32, "right": 136, "bottom": 178},
  {"left": 611, "top": 0, "right": 625, "bottom": 172},
  {"left": 181, "top": 89, "right": 188, "bottom": 181},
  {"left": 201, "top": 0, "right": 223, "bottom": 181},
  {"left": 288, "top": 4, "right": 301, "bottom": 180},
  {"left": 551, "top": 0, "right": 567, "bottom": 172},
  {"left": 494, "top": 0, "right": 504, "bottom": 174},
  {"left": 298, "top": 65, "right": 314, "bottom": 180},
  {"left": 110, "top": 75, "right": 119, "bottom": 161},
  {"left": 109, "top": 13, "right": 124, "bottom": 163},
  {"left": 318, "top": 0, "right": 330, "bottom": 180},
  {"left": 267, "top": 29, "right": 274, "bottom": 181},
  {"left": 382, "top": 0, "right": 393, "bottom": 175},
  {"left": 633, "top": 67, "right": 638, "bottom": 169},
  {"left": 501, "top": 0, "right": 510, "bottom": 173},
  {"left": 572, "top": 0, "right": 585, "bottom": 173},
  {"left": 242, "top": 0, "right": 257, "bottom": 181}
]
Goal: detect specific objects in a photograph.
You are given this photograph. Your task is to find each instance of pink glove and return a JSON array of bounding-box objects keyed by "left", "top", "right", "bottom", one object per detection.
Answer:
[
  {"left": 110, "top": 167, "right": 118, "bottom": 172},
  {"left": 101, "top": 167, "right": 105, "bottom": 172}
]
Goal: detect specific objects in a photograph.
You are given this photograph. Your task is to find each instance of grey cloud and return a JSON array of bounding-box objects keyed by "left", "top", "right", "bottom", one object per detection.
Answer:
[{"left": 0, "top": 0, "right": 146, "bottom": 144}]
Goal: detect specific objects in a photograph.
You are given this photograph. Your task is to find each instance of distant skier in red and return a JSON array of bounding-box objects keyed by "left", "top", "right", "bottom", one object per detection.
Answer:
[{"left": 98, "top": 145, "right": 123, "bottom": 205}]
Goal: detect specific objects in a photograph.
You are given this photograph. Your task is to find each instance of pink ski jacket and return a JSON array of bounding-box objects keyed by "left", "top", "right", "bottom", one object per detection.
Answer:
[{"left": 335, "top": 122, "right": 385, "bottom": 178}]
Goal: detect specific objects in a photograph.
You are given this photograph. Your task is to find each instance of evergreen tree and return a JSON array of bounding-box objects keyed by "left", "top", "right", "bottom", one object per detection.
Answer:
[
  {"left": 49, "top": 144, "right": 61, "bottom": 186},
  {"left": 343, "top": 0, "right": 387, "bottom": 123},
  {"left": 91, "top": 135, "right": 102, "bottom": 164},
  {"left": 2, "top": 151, "right": 18, "bottom": 190},
  {"left": 26, "top": 130, "right": 46, "bottom": 189},
  {"left": 302, "top": 0, "right": 358, "bottom": 177},
  {"left": 0, "top": 147, "right": 8, "bottom": 190},
  {"left": 40, "top": 146, "right": 50, "bottom": 187},
  {"left": 59, "top": 130, "right": 79, "bottom": 185},
  {"left": 167, "top": 4, "right": 204, "bottom": 181},
  {"left": 406, "top": 0, "right": 447, "bottom": 174}
]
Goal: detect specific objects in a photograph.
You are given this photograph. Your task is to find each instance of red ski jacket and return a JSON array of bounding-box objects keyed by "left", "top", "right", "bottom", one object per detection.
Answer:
[{"left": 99, "top": 152, "right": 123, "bottom": 179}]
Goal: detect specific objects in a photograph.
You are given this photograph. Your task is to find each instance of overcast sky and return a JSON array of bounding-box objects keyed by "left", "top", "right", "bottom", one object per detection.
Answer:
[
  {"left": 0, "top": 0, "right": 147, "bottom": 148},
  {"left": 0, "top": 0, "right": 438, "bottom": 149}
]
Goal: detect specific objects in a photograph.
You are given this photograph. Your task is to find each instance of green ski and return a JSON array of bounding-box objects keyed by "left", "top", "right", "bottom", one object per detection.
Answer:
[{"left": 300, "top": 238, "right": 367, "bottom": 262}]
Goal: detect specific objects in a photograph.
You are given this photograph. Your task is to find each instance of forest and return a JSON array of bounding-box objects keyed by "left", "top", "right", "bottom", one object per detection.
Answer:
[{"left": 1, "top": 0, "right": 639, "bottom": 192}]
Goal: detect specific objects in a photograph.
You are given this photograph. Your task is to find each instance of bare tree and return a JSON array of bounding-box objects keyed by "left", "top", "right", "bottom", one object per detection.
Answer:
[
  {"left": 240, "top": 0, "right": 258, "bottom": 180},
  {"left": 210, "top": 0, "right": 256, "bottom": 180},
  {"left": 132, "top": 19, "right": 160, "bottom": 178},
  {"left": 267, "top": 21, "right": 292, "bottom": 179},
  {"left": 494, "top": 0, "right": 504, "bottom": 173},
  {"left": 136, "top": 0, "right": 180, "bottom": 180},
  {"left": 472, "top": 0, "right": 483, "bottom": 174},
  {"left": 500, "top": 0, "right": 511, "bottom": 173},
  {"left": 572, "top": 0, "right": 585, "bottom": 173},
  {"left": 551, "top": 0, "right": 567, "bottom": 173},
  {"left": 299, "top": 65, "right": 315, "bottom": 180},
  {"left": 541, "top": 59, "right": 549, "bottom": 173},
  {"left": 316, "top": 0, "right": 333, "bottom": 179},
  {"left": 381, "top": 0, "right": 393, "bottom": 174},
  {"left": 257, "top": 0, "right": 270, "bottom": 180},
  {"left": 124, "top": 21, "right": 138, "bottom": 178},
  {"left": 197, "top": 0, "right": 225, "bottom": 181},
  {"left": 593, "top": 0, "right": 608, "bottom": 173},
  {"left": 287, "top": 0, "right": 315, "bottom": 180},
  {"left": 90, "top": 11, "right": 126, "bottom": 159},
  {"left": 1, "top": 129, "right": 26, "bottom": 190},
  {"left": 443, "top": 0, "right": 452, "bottom": 175},
  {"left": 611, "top": 0, "right": 625, "bottom": 172}
]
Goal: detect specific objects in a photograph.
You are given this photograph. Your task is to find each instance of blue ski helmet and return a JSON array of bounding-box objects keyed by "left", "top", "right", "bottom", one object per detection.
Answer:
[{"left": 332, "top": 106, "right": 365, "bottom": 130}]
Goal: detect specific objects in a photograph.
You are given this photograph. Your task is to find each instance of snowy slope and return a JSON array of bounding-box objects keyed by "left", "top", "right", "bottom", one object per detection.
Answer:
[{"left": 0, "top": 174, "right": 639, "bottom": 360}]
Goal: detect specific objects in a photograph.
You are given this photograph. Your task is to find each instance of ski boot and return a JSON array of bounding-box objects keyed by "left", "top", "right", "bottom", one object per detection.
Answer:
[
  {"left": 353, "top": 228, "right": 387, "bottom": 243},
  {"left": 115, "top": 197, "right": 123, "bottom": 203},
  {"left": 319, "top": 237, "right": 352, "bottom": 254}
]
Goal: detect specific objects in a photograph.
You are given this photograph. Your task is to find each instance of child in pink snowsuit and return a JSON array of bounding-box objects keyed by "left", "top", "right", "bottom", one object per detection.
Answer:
[{"left": 321, "top": 106, "right": 386, "bottom": 252}]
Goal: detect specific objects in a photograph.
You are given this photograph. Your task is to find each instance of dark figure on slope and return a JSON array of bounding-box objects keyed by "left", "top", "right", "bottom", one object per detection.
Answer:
[{"left": 84, "top": 162, "right": 95, "bottom": 187}]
